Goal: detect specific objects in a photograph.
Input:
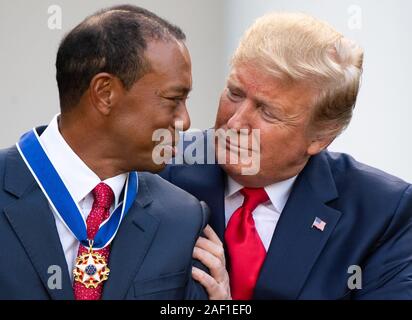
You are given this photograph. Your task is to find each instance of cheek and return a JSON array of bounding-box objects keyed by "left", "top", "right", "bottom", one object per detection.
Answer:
[
  {"left": 258, "top": 125, "right": 286, "bottom": 151},
  {"left": 137, "top": 103, "right": 171, "bottom": 131},
  {"left": 215, "top": 96, "right": 235, "bottom": 127},
  {"left": 260, "top": 127, "right": 308, "bottom": 162}
]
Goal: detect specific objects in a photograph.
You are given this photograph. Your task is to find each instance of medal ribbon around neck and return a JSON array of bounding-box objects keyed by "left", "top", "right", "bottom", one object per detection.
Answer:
[{"left": 16, "top": 128, "right": 138, "bottom": 250}]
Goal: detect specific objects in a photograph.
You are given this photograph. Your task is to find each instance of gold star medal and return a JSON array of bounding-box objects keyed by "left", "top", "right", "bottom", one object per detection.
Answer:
[{"left": 73, "top": 240, "right": 110, "bottom": 289}]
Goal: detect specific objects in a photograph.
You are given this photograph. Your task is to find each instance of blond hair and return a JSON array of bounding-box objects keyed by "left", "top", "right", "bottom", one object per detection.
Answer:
[{"left": 232, "top": 12, "right": 364, "bottom": 138}]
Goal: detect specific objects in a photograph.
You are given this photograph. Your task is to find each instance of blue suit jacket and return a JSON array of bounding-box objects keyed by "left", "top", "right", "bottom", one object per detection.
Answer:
[
  {"left": 0, "top": 141, "right": 209, "bottom": 300},
  {"left": 160, "top": 135, "right": 412, "bottom": 299}
]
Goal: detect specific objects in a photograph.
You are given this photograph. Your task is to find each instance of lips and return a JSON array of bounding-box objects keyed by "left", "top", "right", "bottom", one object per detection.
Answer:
[{"left": 222, "top": 136, "right": 257, "bottom": 153}]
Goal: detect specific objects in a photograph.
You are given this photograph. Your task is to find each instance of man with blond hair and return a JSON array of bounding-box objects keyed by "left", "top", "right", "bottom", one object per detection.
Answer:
[{"left": 162, "top": 12, "right": 412, "bottom": 299}]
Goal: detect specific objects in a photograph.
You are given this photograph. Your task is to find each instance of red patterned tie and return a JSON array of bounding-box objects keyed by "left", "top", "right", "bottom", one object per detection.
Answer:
[
  {"left": 73, "top": 183, "right": 114, "bottom": 300},
  {"left": 225, "top": 187, "right": 269, "bottom": 300}
]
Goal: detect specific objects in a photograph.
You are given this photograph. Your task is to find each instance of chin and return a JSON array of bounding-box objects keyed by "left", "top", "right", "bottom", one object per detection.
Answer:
[
  {"left": 148, "top": 162, "right": 167, "bottom": 174},
  {"left": 221, "top": 163, "right": 263, "bottom": 185},
  {"left": 220, "top": 162, "right": 243, "bottom": 176}
]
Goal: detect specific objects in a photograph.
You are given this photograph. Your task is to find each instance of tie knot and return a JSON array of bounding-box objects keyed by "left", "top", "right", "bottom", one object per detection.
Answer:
[
  {"left": 92, "top": 183, "right": 114, "bottom": 209},
  {"left": 241, "top": 187, "right": 269, "bottom": 212}
]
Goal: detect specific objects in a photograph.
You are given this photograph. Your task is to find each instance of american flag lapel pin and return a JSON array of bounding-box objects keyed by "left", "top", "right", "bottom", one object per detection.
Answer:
[{"left": 312, "top": 217, "right": 326, "bottom": 231}]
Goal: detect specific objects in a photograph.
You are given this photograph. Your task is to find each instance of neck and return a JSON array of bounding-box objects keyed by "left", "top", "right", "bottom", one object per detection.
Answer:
[{"left": 58, "top": 114, "right": 127, "bottom": 180}]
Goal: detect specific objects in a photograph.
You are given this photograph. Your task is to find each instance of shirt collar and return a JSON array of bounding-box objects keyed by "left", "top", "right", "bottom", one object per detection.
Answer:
[
  {"left": 225, "top": 174, "right": 298, "bottom": 213},
  {"left": 39, "top": 114, "right": 127, "bottom": 207}
]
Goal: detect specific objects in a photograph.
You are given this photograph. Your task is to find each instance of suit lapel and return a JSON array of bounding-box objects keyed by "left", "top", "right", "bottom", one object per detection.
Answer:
[
  {"left": 102, "top": 175, "right": 160, "bottom": 300},
  {"left": 3, "top": 147, "right": 74, "bottom": 300},
  {"left": 254, "top": 152, "right": 342, "bottom": 299}
]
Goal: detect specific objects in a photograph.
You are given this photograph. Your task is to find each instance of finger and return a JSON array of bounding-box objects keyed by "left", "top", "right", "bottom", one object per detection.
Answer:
[
  {"left": 202, "top": 225, "right": 222, "bottom": 246},
  {"left": 193, "top": 246, "right": 226, "bottom": 283},
  {"left": 195, "top": 236, "right": 225, "bottom": 264},
  {"left": 192, "top": 266, "right": 223, "bottom": 300}
]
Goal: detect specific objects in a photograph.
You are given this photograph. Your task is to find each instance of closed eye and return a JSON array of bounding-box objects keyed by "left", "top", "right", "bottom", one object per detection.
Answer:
[
  {"left": 227, "top": 87, "right": 244, "bottom": 101},
  {"left": 259, "top": 104, "right": 275, "bottom": 118},
  {"left": 164, "top": 95, "right": 189, "bottom": 103}
]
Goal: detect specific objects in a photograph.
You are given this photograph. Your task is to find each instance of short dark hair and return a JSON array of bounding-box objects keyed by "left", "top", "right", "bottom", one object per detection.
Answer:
[{"left": 56, "top": 5, "right": 186, "bottom": 111}]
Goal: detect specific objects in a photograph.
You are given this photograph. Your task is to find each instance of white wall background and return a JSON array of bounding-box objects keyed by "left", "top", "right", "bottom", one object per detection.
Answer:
[
  {"left": 1, "top": 0, "right": 411, "bottom": 182},
  {"left": 0, "top": 0, "right": 226, "bottom": 147}
]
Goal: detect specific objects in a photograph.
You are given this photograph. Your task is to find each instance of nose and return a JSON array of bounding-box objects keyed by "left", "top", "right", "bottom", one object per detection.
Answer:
[
  {"left": 226, "top": 100, "right": 253, "bottom": 132},
  {"left": 174, "top": 102, "right": 191, "bottom": 132}
]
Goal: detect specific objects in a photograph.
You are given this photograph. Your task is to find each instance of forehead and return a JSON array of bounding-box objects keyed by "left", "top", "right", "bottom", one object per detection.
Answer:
[
  {"left": 143, "top": 40, "right": 192, "bottom": 90},
  {"left": 229, "top": 63, "right": 317, "bottom": 112}
]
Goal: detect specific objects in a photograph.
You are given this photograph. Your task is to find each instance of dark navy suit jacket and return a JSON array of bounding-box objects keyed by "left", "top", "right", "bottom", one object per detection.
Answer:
[
  {"left": 160, "top": 133, "right": 412, "bottom": 299},
  {"left": 0, "top": 140, "right": 209, "bottom": 300}
]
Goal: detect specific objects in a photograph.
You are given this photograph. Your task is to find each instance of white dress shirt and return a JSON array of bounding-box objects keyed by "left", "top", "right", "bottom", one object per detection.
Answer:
[
  {"left": 225, "top": 175, "right": 297, "bottom": 251},
  {"left": 39, "top": 114, "right": 127, "bottom": 280}
]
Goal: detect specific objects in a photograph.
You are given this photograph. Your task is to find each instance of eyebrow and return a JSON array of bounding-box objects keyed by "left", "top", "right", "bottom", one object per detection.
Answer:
[
  {"left": 227, "top": 79, "right": 285, "bottom": 112},
  {"left": 163, "top": 85, "right": 192, "bottom": 96},
  {"left": 256, "top": 97, "right": 284, "bottom": 111}
]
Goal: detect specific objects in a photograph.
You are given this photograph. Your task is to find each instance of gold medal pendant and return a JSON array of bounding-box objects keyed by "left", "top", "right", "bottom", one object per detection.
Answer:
[{"left": 73, "top": 240, "right": 110, "bottom": 289}]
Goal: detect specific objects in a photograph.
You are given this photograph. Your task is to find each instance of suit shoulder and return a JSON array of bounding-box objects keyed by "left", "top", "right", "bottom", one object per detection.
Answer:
[
  {"left": 0, "top": 146, "right": 16, "bottom": 183},
  {"left": 141, "top": 172, "right": 201, "bottom": 205},
  {"left": 324, "top": 151, "right": 411, "bottom": 209},
  {"left": 0, "top": 146, "right": 12, "bottom": 165},
  {"left": 325, "top": 152, "right": 410, "bottom": 188},
  {"left": 138, "top": 172, "right": 204, "bottom": 227}
]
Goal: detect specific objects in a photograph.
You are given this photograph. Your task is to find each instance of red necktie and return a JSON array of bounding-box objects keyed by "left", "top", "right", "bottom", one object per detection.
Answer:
[
  {"left": 225, "top": 187, "right": 269, "bottom": 300},
  {"left": 73, "top": 182, "right": 114, "bottom": 300}
]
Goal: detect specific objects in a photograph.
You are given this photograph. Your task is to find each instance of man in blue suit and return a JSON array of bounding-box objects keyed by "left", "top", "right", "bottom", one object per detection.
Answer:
[
  {"left": 161, "top": 12, "right": 412, "bottom": 299},
  {"left": 0, "top": 5, "right": 213, "bottom": 300}
]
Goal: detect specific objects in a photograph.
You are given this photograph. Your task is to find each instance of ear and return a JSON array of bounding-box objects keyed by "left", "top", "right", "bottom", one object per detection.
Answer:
[
  {"left": 307, "top": 135, "right": 335, "bottom": 156},
  {"left": 89, "top": 73, "right": 124, "bottom": 116}
]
